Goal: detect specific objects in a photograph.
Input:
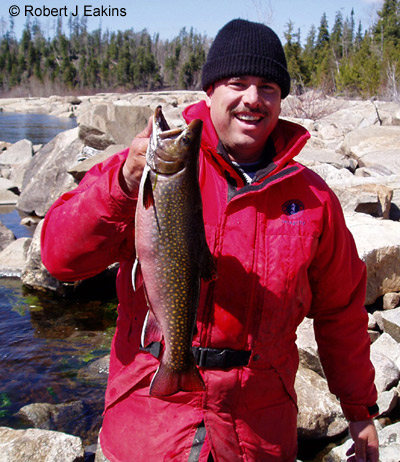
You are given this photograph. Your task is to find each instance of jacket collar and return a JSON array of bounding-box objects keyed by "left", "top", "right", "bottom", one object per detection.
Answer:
[{"left": 182, "top": 99, "right": 311, "bottom": 181}]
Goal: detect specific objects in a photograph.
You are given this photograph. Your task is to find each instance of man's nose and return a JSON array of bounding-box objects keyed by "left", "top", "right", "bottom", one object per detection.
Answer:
[{"left": 242, "top": 85, "right": 261, "bottom": 106}]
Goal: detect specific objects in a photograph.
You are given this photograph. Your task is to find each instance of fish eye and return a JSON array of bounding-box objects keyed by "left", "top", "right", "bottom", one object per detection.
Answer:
[{"left": 181, "top": 135, "right": 191, "bottom": 145}]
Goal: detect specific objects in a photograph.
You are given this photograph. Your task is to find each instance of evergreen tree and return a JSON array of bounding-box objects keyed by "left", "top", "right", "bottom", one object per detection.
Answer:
[{"left": 283, "top": 21, "right": 306, "bottom": 92}]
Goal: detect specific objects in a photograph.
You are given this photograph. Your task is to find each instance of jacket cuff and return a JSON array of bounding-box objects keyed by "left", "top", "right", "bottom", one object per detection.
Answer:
[{"left": 340, "top": 402, "right": 379, "bottom": 421}]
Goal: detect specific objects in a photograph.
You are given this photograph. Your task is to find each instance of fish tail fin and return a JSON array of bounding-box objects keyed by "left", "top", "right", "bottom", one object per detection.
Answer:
[{"left": 149, "top": 362, "right": 205, "bottom": 397}]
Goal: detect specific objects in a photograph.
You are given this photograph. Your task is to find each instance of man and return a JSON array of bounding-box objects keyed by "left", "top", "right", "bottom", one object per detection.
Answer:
[{"left": 41, "top": 19, "right": 379, "bottom": 462}]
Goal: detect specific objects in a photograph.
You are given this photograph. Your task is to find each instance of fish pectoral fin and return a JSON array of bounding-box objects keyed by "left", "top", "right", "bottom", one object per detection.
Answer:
[
  {"left": 201, "top": 248, "right": 218, "bottom": 282},
  {"left": 141, "top": 309, "right": 163, "bottom": 348},
  {"left": 132, "top": 258, "right": 143, "bottom": 291},
  {"left": 142, "top": 170, "right": 155, "bottom": 210}
]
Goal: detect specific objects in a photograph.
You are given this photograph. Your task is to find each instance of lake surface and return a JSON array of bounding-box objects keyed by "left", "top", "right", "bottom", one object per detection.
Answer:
[{"left": 0, "top": 112, "right": 77, "bottom": 145}]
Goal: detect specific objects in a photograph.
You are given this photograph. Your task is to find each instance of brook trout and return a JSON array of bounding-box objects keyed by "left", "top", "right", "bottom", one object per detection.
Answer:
[{"left": 134, "top": 106, "right": 216, "bottom": 397}]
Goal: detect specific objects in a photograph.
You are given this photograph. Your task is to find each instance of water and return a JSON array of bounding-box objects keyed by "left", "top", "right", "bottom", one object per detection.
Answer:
[
  {"left": 0, "top": 206, "right": 34, "bottom": 238},
  {"left": 0, "top": 112, "right": 114, "bottom": 447},
  {"left": 0, "top": 277, "right": 116, "bottom": 445},
  {"left": 0, "top": 112, "right": 77, "bottom": 145}
]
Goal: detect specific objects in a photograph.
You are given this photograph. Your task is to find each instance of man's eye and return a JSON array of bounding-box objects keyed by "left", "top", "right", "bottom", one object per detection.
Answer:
[
  {"left": 229, "top": 81, "right": 245, "bottom": 88},
  {"left": 261, "top": 84, "right": 278, "bottom": 92}
]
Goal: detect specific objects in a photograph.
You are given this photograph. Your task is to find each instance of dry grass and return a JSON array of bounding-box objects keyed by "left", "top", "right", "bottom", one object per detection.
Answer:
[{"left": 281, "top": 90, "right": 341, "bottom": 121}]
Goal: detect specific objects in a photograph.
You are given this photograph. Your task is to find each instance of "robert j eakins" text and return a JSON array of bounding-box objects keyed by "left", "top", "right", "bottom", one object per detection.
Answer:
[{"left": 24, "top": 5, "right": 127, "bottom": 17}]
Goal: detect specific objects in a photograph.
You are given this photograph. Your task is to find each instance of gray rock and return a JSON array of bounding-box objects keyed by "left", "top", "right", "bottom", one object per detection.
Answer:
[
  {"left": 77, "top": 355, "right": 110, "bottom": 382},
  {"left": 370, "top": 350, "right": 400, "bottom": 393},
  {"left": 383, "top": 292, "right": 400, "bottom": 310},
  {"left": 380, "top": 307, "right": 400, "bottom": 342},
  {"left": 376, "top": 388, "right": 398, "bottom": 416},
  {"left": 68, "top": 144, "right": 127, "bottom": 181},
  {"left": 332, "top": 183, "right": 393, "bottom": 218},
  {"left": 0, "top": 426, "right": 84, "bottom": 462},
  {"left": 77, "top": 103, "right": 153, "bottom": 149},
  {"left": 296, "top": 148, "right": 356, "bottom": 171},
  {"left": 372, "top": 421, "right": 400, "bottom": 462},
  {"left": 17, "top": 127, "right": 84, "bottom": 217},
  {"left": 296, "top": 366, "right": 348, "bottom": 439},
  {"left": 371, "top": 333, "right": 400, "bottom": 370},
  {"left": 329, "top": 174, "right": 400, "bottom": 221},
  {"left": 95, "top": 433, "right": 110, "bottom": 462},
  {"left": 20, "top": 220, "right": 68, "bottom": 293},
  {"left": 322, "top": 436, "right": 353, "bottom": 462},
  {"left": 17, "top": 401, "right": 85, "bottom": 436},
  {"left": 345, "top": 213, "right": 400, "bottom": 305},
  {"left": 0, "top": 221, "right": 15, "bottom": 251},
  {"left": 0, "top": 189, "right": 19, "bottom": 206},
  {"left": 296, "top": 317, "right": 324, "bottom": 376},
  {"left": 323, "top": 420, "right": 400, "bottom": 462},
  {"left": 0, "top": 238, "right": 31, "bottom": 277},
  {"left": 0, "top": 139, "right": 33, "bottom": 165},
  {"left": 343, "top": 126, "right": 400, "bottom": 175},
  {"left": 0, "top": 169, "right": 23, "bottom": 198}
]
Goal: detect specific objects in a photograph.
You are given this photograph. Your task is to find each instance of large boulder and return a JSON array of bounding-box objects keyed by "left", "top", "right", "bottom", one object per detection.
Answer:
[
  {"left": 345, "top": 213, "right": 400, "bottom": 305},
  {"left": 77, "top": 103, "right": 153, "bottom": 149},
  {"left": 342, "top": 126, "right": 400, "bottom": 175},
  {"left": 17, "top": 127, "right": 83, "bottom": 217},
  {"left": 68, "top": 144, "right": 126, "bottom": 181},
  {"left": 0, "top": 427, "right": 84, "bottom": 462},
  {"left": 0, "top": 140, "right": 34, "bottom": 190},
  {"left": 0, "top": 139, "right": 33, "bottom": 165},
  {"left": 328, "top": 175, "right": 400, "bottom": 221},
  {"left": 296, "top": 366, "right": 348, "bottom": 439}
]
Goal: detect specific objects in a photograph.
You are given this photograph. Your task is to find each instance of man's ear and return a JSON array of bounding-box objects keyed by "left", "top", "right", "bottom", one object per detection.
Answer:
[{"left": 205, "top": 85, "right": 214, "bottom": 108}]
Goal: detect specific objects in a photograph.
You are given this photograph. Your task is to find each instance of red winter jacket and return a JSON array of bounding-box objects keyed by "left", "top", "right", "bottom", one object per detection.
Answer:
[{"left": 41, "top": 100, "right": 377, "bottom": 462}]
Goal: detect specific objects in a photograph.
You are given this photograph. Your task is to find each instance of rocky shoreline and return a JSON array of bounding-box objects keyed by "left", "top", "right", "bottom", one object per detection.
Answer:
[{"left": 1, "top": 91, "right": 400, "bottom": 461}]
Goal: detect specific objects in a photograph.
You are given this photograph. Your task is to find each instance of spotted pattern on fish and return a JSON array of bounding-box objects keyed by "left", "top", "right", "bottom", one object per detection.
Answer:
[{"left": 135, "top": 107, "right": 216, "bottom": 396}]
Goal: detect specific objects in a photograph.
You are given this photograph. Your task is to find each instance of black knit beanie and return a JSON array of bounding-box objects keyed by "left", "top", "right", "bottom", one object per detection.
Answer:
[{"left": 201, "top": 19, "right": 290, "bottom": 98}]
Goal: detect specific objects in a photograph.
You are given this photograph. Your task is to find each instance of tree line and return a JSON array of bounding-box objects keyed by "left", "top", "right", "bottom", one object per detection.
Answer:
[{"left": 0, "top": 0, "right": 399, "bottom": 100}]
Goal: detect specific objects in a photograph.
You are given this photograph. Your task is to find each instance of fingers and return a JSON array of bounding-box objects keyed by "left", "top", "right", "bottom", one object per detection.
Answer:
[
  {"left": 121, "top": 117, "right": 153, "bottom": 194},
  {"left": 137, "top": 115, "right": 153, "bottom": 139}
]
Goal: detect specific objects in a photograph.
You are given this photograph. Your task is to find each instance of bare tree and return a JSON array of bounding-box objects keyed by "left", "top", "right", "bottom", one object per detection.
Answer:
[{"left": 250, "top": 0, "right": 275, "bottom": 26}]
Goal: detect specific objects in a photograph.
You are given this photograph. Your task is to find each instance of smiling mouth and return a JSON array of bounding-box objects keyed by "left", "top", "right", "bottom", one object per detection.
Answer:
[{"left": 234, "top": 112, "right": 266, "bottom": 125}]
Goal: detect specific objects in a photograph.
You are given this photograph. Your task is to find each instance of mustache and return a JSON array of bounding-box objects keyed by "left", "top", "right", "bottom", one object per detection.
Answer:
[{"left": 231, "top": 107, "right": 269, "bottom": 117}]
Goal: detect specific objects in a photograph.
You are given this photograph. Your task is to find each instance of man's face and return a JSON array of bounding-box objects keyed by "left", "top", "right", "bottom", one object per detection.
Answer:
[{"left": 206, "top": 75, "right": 282, "bottom": 163}]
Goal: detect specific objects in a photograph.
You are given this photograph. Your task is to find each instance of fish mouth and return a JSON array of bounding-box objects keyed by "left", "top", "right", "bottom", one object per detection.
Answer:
[{"left": 147, "top": 106, "right": 202, "bottom": 174}]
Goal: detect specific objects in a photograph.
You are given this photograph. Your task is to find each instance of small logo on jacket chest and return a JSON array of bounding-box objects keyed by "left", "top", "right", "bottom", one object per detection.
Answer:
[{"left": 282, "top": 199, "right": 304, "bottom": 216}]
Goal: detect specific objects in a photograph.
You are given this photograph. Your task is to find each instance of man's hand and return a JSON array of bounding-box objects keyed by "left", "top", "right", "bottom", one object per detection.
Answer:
[
  {"left": 121, "top": 116, "right": 152, "bottom": 194},
  {"left": 346, "top": 419, "right": 379, "bottom": 462}
]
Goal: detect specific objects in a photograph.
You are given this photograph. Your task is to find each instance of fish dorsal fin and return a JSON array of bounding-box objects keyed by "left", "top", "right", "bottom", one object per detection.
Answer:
[{"left": 141, "top": 309, "right": 163, "bottom": 348}]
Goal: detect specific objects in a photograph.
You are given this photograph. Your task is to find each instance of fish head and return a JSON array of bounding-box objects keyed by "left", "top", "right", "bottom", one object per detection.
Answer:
[{"left": 146, "top": 106, "right": 203, "bottom": 175}]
